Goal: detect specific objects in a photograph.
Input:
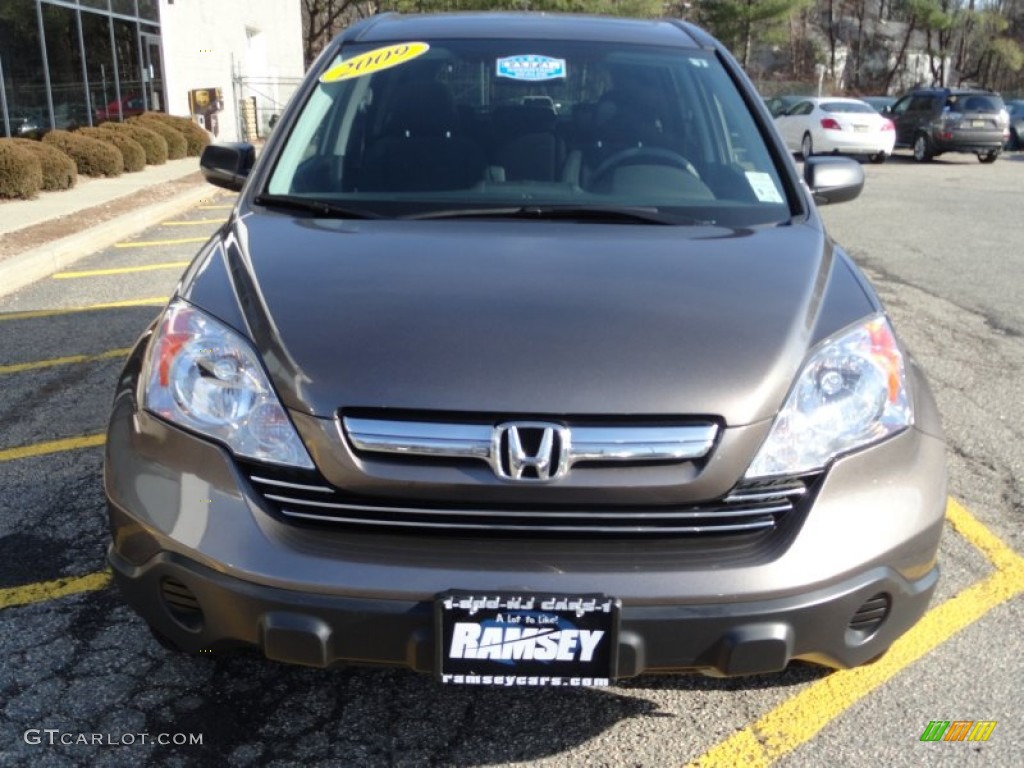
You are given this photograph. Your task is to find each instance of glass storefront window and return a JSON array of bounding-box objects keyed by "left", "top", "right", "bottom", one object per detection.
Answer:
[
  {"left": 81, "top": 11, "right": 119, "bottom": 124},
  {"left": 1, "top": 0, "right": 162, "bottom": 136},
  {"left": 42, "top": 2, "right": 90, "bottom": 129},
  {"left": 0, "top": 0, "right": 50, "bottom": 136},
  {"left": 138, "top": 0, "right": 158, "bottom": 22},
  {"left": 112, "top": 17, "right": 143, "bottom": 118},
  {"left": 111, "top": 0, "right": 136, "bottom": 17}
]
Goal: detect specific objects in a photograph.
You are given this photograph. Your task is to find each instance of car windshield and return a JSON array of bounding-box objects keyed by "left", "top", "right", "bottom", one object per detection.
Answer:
[
  {"left": 266, "top": 38, "right": 790, "bottom": 226},
  {"left": 822, "top": 101, "right": 874, "bottom": 114}
]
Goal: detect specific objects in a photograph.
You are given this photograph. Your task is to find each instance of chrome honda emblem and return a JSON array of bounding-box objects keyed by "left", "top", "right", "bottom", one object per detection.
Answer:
[{"left": 492, "top": 422, "right": 570, "bottom": 482}]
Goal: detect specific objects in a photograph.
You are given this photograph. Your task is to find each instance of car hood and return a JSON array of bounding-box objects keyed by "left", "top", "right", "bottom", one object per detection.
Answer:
[{"left": 184, "top": 214, "right": 874, "bottom": 426}]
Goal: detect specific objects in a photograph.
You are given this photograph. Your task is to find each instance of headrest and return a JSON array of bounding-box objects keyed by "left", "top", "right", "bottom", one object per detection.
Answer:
[{"left": 386, "top": 81, "right": 459, "bottom": 138}]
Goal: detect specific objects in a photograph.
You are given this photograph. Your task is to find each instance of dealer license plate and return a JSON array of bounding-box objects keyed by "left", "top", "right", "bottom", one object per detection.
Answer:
[{"left": 436, "top": 593, "right": 619, "bottom": 687}]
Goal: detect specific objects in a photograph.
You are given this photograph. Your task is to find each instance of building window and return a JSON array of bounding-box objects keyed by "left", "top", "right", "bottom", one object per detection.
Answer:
[
  {"left": 81, "top": 11, "right": 119, "bottom": 124},
  {"left": 112, "top": 17, "right": 143, "bottom": 118},
  {"left": 138, "top": 0, "right": 159, "bottom": 22},
  {"left": 42, "top": 1, "right": 90, "bottom": 129},
  {"left": 0, "top": 0, "right": 49, "bottom": 137},
  {"left": 110, "top": 0, "right": 137, "bottom": 18}
]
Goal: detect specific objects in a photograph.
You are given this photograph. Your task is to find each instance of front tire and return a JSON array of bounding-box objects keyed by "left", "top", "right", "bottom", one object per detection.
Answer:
[
  {"left": 913, "top": 134, "right": 932, "bottom": 163},
  {"left": 801, "top": 133, "right": 814, "bottom": 159},
  {"left": 978, "top": 150, "right": 999, "bottom": 164}
]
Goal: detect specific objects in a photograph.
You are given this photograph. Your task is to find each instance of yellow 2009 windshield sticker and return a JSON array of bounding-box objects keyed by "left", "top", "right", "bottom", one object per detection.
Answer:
[{"left": 319, "top": 42, "right": 430, "bottom": 83}]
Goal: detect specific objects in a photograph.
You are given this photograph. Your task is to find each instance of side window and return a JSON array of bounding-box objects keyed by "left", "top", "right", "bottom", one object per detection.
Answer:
[{"left": 908, "top": 95, "right": 933, "bottom": 113}]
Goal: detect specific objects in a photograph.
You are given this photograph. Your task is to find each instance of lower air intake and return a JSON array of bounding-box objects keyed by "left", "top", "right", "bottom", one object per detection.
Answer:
[
  {"left": 160, "top": 577, "right": 203, "bottom": 631},
  {"left": 848, "top": 593, "right": 891, "bottom": 640}
]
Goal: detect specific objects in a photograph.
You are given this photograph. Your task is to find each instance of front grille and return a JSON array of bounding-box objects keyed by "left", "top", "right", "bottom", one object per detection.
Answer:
[{"left": 239, "top": 460, "right": 818, "bottom": 537}]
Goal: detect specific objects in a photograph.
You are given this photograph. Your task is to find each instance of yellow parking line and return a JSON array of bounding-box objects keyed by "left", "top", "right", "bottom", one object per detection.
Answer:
[
  {"left": 115, "top": 236, "right": 209, "bottom": 248},
  {"left": 0, "top": 347, "right": 131, "bottom": 375},
  {"left": 161, "top": 218, "right": 226, "bottom": 226},
  {"left": 689, "top": 501, "right": 1024, "bottom": 768},
  {"left": 0, "top": 570, "right": 112, "bottom": 611},
  {"left": 90, "top": 296, "right": 169, "bottom": 310},
  {"left": 945, "top": 498, "right": 1021, "bottom": 573},
  {"left": 0, "top": 297, "right": 168, "bottom": 321},
  {"left": 53, "top": 262, "right": 188, "bottom": 279},
  {"left": 0, "top": 433, "right": 105, "bottom": 463}
]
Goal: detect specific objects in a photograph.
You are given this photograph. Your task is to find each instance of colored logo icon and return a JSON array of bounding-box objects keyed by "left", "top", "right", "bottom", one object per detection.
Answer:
[{"left": 920, "top": 720, "right": 997, "bottom": 742}]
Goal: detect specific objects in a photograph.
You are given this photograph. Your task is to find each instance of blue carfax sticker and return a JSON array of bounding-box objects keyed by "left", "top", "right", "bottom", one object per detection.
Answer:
[{"left": 496, "top": 55, "right": 566, "bottom": 81}]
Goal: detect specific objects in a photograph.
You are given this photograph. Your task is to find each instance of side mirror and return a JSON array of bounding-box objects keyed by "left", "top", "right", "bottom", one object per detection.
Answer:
[
  {"left": 200, "top": 143, "right": 255, "bottom": 192},
  {"left": 804, "top": 156, "right": 864, "bottom": 205}
]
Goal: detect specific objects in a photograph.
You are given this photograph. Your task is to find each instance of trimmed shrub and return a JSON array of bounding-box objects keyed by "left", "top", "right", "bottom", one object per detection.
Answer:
[
  {"left": 98, "top": 121, "right": 168, "bottom": 166},
  {"left": 140, "top": 112, "right": 210, "bottom": 156},
  {"left": 78, "top": 127, "right": 145, "bottom": 172},
  {"left": 130, "top": 115, "right": 187, "bottom": 159},
  {"left": 42, "top": 129, "right": 123, "bottom": 177},
  {"left": 0, "top": 140, "right": 43, "bottom": 199},
  {"left": 11, "top": 138, "right": 77, "bottom": 190}
]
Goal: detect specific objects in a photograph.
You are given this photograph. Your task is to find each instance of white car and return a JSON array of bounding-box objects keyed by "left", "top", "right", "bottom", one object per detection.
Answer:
[{"left": 774, "top": 97, "right": 896, "bottom": 163}]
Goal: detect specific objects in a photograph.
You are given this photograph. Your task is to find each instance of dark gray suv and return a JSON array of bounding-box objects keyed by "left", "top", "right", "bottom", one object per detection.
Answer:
[
  {"left": 886, "top": 87, "right": 1009, "bottom": 162},
  {"left": 104, "top": 13, "right": 946, "bottom": 686}
]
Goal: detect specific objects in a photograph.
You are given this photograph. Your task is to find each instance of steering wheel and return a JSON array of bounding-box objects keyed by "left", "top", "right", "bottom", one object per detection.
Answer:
[{"left": 588, "top": 146, "right": 699, "bottom": 189}]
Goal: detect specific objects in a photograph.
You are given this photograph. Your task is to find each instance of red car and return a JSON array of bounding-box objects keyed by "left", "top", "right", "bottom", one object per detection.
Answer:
[{"left": 95, "top": 94, "right": 145, "bottom": 123}]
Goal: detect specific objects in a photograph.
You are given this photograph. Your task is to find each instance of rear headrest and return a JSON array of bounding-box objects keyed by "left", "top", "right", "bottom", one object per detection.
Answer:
[{"left": 386, "top": 81, "right": 460, "bottom": 138}]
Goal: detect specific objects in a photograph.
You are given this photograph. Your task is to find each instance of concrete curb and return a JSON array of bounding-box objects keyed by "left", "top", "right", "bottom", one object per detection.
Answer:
[{"left": 0, "top": 182, "right": 215, "bottom": 300}]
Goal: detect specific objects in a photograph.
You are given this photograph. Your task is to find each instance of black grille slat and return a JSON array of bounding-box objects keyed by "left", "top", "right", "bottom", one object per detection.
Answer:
[
  {"left": 161, "top": 579, "right": 199, "bottom": 608},
  {"left": 240, "top": 461, "right": 816, "bottom": 536},
  {"left": 848, "top": 594, "right": 891, "bottom": 635}
]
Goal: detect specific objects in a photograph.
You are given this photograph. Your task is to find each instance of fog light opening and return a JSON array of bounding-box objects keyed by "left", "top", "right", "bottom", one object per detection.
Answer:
[
  {"left": 160, "top": 577, "right": 205, "bottom": 632},
  {"left": 846, "top": 592, "right": 891, "bottom": 643}
]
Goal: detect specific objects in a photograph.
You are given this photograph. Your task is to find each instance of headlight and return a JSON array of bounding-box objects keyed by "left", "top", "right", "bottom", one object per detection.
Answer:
[
  {"left": 745, "top": 315, "right": 912, "bottom": 479},
  {"left": 141, "top": 299, "right": 314, "bottom": 469}
]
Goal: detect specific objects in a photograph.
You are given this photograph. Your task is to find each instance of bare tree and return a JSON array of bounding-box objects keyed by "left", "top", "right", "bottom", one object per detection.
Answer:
[{"left": 303, "top": 0, "right": 380, "bottom": 67}]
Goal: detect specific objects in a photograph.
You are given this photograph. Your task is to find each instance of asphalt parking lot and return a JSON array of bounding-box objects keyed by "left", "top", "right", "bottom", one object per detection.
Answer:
[{"left": 1, "top": 153, "right": 1022, "bottom": 766}]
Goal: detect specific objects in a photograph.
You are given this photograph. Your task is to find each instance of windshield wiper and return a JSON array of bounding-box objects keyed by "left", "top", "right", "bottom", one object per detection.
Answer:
[
  {"left": 253, "top": 193, "right": 380, "bottom": 219},
  {"left": 406, "top": 205, "right": 692, "bottom": 225}
]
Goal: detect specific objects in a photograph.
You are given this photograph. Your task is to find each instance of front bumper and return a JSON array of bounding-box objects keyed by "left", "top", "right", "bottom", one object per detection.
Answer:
[
  {"left": 109, "top": 545, "right": 937, "bottom": 676},
  {"left": 105, "top": 387, "right": 947, "bottom": 678}
]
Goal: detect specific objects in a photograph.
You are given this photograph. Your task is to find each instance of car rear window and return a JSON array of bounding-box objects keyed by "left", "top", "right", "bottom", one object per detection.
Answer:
[
  {"left": 946, "top": 93, "right": 1004, "bottom": 113},
  {"left": 266, "top": 38, "right": 791, "bottom": 226},
  {"left": 821, "top": 101, "right": 874, "bottom": 114}
]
